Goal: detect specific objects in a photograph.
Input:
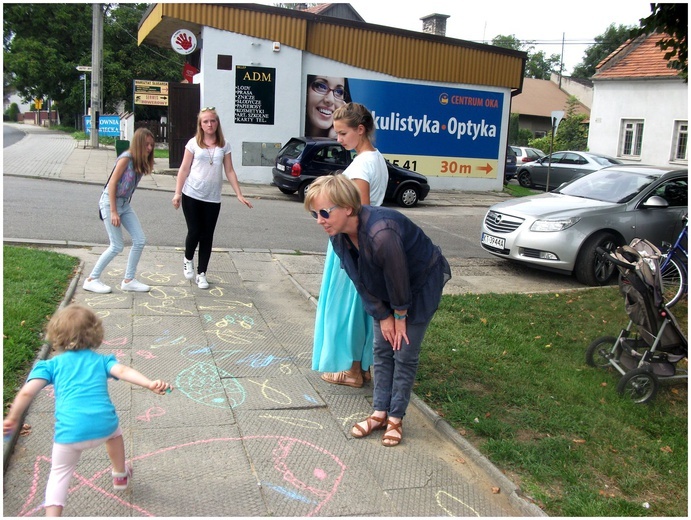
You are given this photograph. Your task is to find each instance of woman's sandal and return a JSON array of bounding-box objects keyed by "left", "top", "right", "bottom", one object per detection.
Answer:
[
  {"left": 321, "top": 371, "right": 363, "bottom": 388},
  {"left": 351, "top": 415, "right": 387, "bottom": 438},
  {"left": 382, "top": 419, "right": 402, "bottom": 447},
  {"left": 361, "top": 369, "right": 371, "bottom": 383}
]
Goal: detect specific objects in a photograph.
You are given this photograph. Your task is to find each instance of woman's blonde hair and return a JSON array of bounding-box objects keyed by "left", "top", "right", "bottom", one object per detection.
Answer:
[
  {"left": 304, "top": 174, "right": 362, "bottom": 216},
  {"left": 46, "top": 304, "right": 104, "bottom": 351},
  {"left": 195, "top": 107, "right": 226, "bottom": 149},
  {"left": 128, "top": 127, "right": 155, "bottom": 175},
  {"left": 333, "top": 102, "right": 375, "bottom": 142}
]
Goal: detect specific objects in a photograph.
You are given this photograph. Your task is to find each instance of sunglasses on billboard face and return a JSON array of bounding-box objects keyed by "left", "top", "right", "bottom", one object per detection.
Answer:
[{"left": 310, "top": 205, "right": 338, "bottom": 219}]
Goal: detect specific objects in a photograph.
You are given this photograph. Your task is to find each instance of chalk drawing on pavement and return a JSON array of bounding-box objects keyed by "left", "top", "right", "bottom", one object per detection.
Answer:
[
  {"left": 15, "top": 436, "right": 346, "bottom": 517},
  {"left": 175, "top": 362, "right": 246, "bottom": 409},
  {"left": 436, "top": 490, "right": 480, "bottom": 517}
]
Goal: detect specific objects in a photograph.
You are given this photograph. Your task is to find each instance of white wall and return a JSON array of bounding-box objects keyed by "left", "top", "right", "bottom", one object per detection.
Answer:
[
  {"left": 196, "top": 27, "right": 511, "bottom": 190},
  {"left": 588, "top": 79, "right": 688, "bottom": 167}
]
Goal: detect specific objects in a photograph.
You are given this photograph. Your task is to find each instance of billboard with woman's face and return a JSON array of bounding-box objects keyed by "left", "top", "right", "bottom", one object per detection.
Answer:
[
  {"left": 304, "top": 75, "right": 352, "bottom": 138},
  {"left": 304, "top": 73, "right": 505, "bottom": 178}
]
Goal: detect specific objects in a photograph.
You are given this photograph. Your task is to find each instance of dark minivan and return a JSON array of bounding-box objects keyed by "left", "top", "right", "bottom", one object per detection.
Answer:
[{"left": 272, "top": 137, "right": 430, "bottom": 207}]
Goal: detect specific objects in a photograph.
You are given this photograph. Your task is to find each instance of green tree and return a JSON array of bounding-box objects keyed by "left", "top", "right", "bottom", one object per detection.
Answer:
[
  {"left": 632, "top": 2, "right": 688, "bottom": 80},
  {"left": 571, "top": 24, "right": 634, "bottom": 79},
  {"left": 553, "top": 96, "right": 588, "bottom": 151},
  {"left": 3, "top": 3, "right": 184, "bottom": 126},
  {"left": 492, "top": 35, "right": 561, "bottom": 80},
  {"left": 3, "top": 3, "right": 92, "bottom": 123}
]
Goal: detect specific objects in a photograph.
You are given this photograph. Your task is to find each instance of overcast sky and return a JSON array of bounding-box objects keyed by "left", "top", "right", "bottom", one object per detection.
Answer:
[{"left": 256, "top": 0, "right": 656, "bottom": 75}]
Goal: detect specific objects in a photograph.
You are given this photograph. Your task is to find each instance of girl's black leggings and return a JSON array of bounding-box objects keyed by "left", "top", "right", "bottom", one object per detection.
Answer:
[{"left": 181, "top": 193, "right": 221, "bottom": 275}]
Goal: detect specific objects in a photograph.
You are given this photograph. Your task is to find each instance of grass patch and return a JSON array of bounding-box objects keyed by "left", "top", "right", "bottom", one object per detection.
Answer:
[
  {"left": 3, "top": 246, "right": 79, "bottom": 409},
  {"left": 417, "top": 288, "right": 687, "bottom": 516},
  {"left": 503, "top": 183, "right": 539, "bottom": 197}
]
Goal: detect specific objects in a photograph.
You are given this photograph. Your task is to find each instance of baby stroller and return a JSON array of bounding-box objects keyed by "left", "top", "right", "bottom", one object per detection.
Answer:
[{"left": 585, "top": 238, "right": 688, "bottom": 404}]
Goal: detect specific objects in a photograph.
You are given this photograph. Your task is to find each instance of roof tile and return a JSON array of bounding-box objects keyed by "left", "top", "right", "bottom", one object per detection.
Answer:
[{"left": 594, "top": 33, "right": 681, "bottom": 80}]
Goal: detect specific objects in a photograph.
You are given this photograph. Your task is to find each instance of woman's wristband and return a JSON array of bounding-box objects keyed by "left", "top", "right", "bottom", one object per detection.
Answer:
[{"left": 393, "top": 312, "right": 407, "bottom": 320}]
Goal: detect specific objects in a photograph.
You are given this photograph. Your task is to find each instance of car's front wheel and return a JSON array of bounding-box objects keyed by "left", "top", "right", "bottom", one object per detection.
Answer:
[
  {"left": 574, "top": 231, "right": 620, "bottom": 286},
  {"left": 395, "top": 185, "right": 420, "bottom": 207},
  {"left": 518, "top": 171, "right": 533, "bottom": 188}
]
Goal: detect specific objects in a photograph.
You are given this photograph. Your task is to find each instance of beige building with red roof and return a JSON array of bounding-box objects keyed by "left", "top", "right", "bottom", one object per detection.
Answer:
[
  {"left": 511, "top": 77, "right": 590, "bottom": 138},
  {"left": 587, "top": 33, "right": 688, "bottom": 167}
]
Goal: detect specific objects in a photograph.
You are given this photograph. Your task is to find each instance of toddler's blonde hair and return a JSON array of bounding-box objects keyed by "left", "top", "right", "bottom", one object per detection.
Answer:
[{"left": 46, "top": 304, "right": 104, "bottom": 351}]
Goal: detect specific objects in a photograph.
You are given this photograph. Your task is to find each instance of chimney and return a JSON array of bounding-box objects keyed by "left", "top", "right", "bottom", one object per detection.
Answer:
[{"left": 420, "top": 13, "right": 450, "bottom": 37}]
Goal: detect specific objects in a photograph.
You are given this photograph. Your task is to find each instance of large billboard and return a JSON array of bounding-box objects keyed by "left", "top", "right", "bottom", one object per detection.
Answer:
[{"left": 304, "top": 75, "right": 504, "bottom": 179}]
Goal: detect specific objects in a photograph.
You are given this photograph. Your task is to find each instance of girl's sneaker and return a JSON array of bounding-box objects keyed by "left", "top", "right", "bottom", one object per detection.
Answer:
[
  {"left": 83, "top": 278, "right": 112, "bottom": 294},
  {"left": 120, "top": 279, "right": 151, "bottom": 292},
  {"left": 196, "top": 272, "right": 209, "bottom": 289},
  {"left": 183, "top": 258, "right": 194, "bottom": 280},
  {"left": 112, "top": 464, "right": 132, "bottom": 491}
]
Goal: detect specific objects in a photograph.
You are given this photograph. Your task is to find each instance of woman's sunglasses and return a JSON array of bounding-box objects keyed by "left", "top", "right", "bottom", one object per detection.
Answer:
[
  {"left": 310, "top": 81, "right": 345, "bottom": 101},
  {"left": 310, "top": 205, "right": 338, "bottom": 219}
]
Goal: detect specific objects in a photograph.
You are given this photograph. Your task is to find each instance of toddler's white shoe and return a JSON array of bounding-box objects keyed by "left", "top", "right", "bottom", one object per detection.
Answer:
[
  {"left": 183, "top": 258, "right": 195, "bottom": 280},
  {"left": 83, "top": 278, "right": 112, "bottom": 294},
  {"left": 120, "top": 279, "right": 151, "bottom": 292},
  {"left": 196, "top": 272, "right": 209, "bottom": 289}
]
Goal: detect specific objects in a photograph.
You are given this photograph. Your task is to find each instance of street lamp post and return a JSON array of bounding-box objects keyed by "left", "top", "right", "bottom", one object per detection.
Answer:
[{"left": 76, "top": 66, "right": 92, "bottom": 136}]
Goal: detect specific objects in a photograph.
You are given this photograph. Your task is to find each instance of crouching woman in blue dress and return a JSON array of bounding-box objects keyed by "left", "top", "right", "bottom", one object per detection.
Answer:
[{"left": 304, "top": 174, "right": 451, "bottom": 447}]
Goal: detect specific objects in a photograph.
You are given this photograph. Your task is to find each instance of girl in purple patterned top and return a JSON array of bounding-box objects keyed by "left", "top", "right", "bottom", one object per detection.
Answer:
[{"left": 83, "top": 128, "right": 155, "bottom": 294}]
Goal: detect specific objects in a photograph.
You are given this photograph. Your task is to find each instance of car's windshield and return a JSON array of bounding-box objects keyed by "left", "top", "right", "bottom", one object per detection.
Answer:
[{"left": 557, "top": 169, "right": 658, "bottom": 203}]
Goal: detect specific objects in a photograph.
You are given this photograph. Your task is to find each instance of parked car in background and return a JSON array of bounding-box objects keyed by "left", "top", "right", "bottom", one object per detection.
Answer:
[
  {"left": 504, "top": 146, "right": 517, "bottom": 182},
  {"left": 517, "top": 151, "right": 622, "bottom": 190},
  {"left": 271, "top": 137, "right": 430, "bottom": 207},
  {"left": 510, "top": 146, "right": 546, "bottom": 165},
  {"left": 480, "top": 165, "right": 688, "bottom": 286}
]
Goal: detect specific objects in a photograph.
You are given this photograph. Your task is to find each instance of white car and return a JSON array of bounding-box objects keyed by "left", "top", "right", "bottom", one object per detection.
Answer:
[
  {"left": 510, "top": 146, "right": 545, "bottom": 165},
  {"left": 480, "top": 165, "right": 688, "bottom": 286}
]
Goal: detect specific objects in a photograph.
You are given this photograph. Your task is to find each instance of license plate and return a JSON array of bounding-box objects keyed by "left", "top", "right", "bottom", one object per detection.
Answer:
[
  {"left": 482, "top": 233, "right": 505, "bottom": 249},
  {"left": 277, "top": 163, "right": 285, "bottom": 171}
]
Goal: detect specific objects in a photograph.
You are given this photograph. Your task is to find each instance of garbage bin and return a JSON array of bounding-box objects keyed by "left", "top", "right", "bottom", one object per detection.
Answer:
[{"left": 115, "top": 139, "right": 129, "bottom": 157}]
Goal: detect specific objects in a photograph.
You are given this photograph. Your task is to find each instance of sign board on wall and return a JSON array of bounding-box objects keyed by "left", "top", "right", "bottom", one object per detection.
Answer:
[
  {"left": 304, "top": 75, "right": 504, "bottom": 178},
  {"left": 134, "top": 79, "right": 169, "bottom": 106},
  {"left": 235, "top": 65, "right": 275, "bottom": 125},
  {"left": 85, "top": 115, "right": 120, "bottom": 136}
]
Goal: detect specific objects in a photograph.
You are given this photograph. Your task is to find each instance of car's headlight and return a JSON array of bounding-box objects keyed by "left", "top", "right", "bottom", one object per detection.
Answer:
[{"left": 530, "top": 217, "right": 581, "bottom": 232}]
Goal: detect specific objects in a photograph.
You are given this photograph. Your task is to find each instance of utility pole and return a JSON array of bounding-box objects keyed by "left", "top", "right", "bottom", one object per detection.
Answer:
[{"left": 90, "top": 4, "right": 103, "bottom": 148}]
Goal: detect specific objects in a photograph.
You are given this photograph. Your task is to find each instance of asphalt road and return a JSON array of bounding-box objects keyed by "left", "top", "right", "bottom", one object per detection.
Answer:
[{"left": 3, "top": 176, "right": 494, "bottom": 258}]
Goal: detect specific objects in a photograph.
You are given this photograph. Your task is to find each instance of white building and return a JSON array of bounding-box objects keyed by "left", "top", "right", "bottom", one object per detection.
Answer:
[{"left": 587, "top": 33, "right": 688, "bottom": 167}]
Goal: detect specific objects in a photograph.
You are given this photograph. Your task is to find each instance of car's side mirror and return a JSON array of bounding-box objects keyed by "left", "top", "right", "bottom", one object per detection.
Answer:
[{"left": 642, "top": 195, "right": 669, "bottom": 208}]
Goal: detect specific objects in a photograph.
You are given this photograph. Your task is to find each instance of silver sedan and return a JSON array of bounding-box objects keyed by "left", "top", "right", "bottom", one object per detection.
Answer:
[
  {"left": 517, "top": 151, "right": 622, "bottom": 190},
  {"left": 480, "top": 165, "right": 688, "bottom": 286}
]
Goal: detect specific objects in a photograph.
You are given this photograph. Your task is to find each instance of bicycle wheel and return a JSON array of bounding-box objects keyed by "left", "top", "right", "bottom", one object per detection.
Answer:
[{"left": 661, "top": 255, "right": 686, "bottom": 307}]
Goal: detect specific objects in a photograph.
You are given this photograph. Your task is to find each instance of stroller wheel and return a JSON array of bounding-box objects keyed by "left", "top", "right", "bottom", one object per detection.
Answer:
[
  {"left": 616, "top": 367, "right": 659, "bottom": 404},
  {"left": 585, "top": 336, "right": 620, "bottom": 369}
]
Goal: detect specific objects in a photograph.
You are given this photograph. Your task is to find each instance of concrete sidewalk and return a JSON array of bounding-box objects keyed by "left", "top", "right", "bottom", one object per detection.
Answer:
[
  {"left": 3, "top": 124, "right": 559, "bottom": 516},
  {"left": 3, "top": 246, "right": 545, "bottom": 517}
]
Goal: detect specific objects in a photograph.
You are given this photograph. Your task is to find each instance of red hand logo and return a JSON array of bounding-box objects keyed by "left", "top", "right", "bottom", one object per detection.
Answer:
[{"left": 176, "top": 33, "right": 193, "bottom": 50}]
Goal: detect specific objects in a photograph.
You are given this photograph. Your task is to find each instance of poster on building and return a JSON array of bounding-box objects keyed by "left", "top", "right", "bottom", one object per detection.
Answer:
[
  {"left": 235, "top": 65, "right": 275, "bottom": 125},
  {"left": 303, "top": 74, "right": 504, "bottom": 178}
]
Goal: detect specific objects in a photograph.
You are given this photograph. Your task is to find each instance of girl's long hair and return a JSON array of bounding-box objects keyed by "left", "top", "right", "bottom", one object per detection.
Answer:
[
  {"left": 195, "top": 107, "right": 226, "bottom": 149},
  {"left": 129, "top": 127, "right": 155, "bottom": 175}
]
